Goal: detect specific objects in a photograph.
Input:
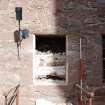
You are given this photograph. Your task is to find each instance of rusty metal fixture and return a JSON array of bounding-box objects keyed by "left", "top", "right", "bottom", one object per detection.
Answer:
[
  {"left": 15, "top": 7, "right": 22, "bottom": 21},
  {"left": 75, "top": 84, "right": 94, "bottom": 105},
  {"left": 3, "top": 84, "right": 20, "bottom": 105},
  {"left": 15, "top": 7, "right": 22, "bottom": 58},
  {"left": 14, "top": 7, "right": 29, "bottom": 58},
  {"left": 14, "top": 30, "right": 21, "bottom": 43}
]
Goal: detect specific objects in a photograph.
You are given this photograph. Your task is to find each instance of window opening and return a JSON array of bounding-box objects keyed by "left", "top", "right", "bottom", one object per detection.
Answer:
[{"left": 34, "top": 35, "right": 66, "bottom": 85}]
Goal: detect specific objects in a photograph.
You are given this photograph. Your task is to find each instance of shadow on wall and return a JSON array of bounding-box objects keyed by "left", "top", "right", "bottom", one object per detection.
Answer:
[
  {"left": 35, "top": 0, "right": 80, "bottom": 104},
  {"left": 36, "top": 0, "right": 80, "bottom": 105},
  {"left": 54, "top": 0, "right": 78, "bottom": 104}
]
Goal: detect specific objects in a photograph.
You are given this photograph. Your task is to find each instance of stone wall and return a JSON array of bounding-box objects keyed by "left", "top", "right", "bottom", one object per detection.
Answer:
[{"left": 0, "top": 0, "right": 105, "bottom": 105}]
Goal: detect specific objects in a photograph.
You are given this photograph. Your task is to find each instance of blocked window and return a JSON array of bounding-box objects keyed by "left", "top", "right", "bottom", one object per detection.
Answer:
[{"left": 33, "top": 35, "right": 67, "bottom": 85}]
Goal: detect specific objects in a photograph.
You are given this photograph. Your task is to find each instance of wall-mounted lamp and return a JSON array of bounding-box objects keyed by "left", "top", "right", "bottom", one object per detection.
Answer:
[
  {"left": 15, "top": 7, "right": 22, "bottom": 21},
  {"left": 14, "top": 7, "right": 29, "bottom": 59}
]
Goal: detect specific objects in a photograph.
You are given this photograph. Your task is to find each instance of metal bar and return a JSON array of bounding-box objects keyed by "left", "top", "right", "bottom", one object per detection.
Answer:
[
  {"left": 16, "top": 20, "right": 21, "bottom": 58},
  {"left": 18, "top": 20, "right": 22, "bottom": 50},
  {"left": 16, "top": 88, "right": 19, "bottom": 105},
  {"left": 17, "top": 43, "right": 19, "bottom": 57},
  {"left": 6, "top": 84, "right": 20, "bottom": 96},
  {"left": 76, "top": 84, "right": 90, "bottom": 96},
  {"left": 76, "top": 84, "right": 94, "bottom": 105},
  {"left": 19, "top": 20, "right": 20, "bottom": 34},
  {"left": 8, "top": 95, "right": 16, "bottom": 105},
  {"left": 5, "top": 84, "right": 20, "bottom": 105},
  {"left": 80, "top": 38, "right": 83, "bottom": 105}
]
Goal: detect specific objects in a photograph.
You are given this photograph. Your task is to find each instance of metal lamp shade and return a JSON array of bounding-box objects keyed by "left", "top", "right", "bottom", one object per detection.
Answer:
[{"left": 15, "top": 7, "right": 22, "bottom": 20}]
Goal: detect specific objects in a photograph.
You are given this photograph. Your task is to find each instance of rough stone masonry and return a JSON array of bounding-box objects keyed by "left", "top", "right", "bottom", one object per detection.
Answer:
[{"left": 0, "top": 0, "right": 105, "bottom": 105}]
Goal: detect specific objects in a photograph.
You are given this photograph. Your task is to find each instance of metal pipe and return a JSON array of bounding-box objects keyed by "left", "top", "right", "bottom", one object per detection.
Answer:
[
  {"left": 5, "top": 84, "right": 20, "bottom": 97},
  {"left": 19, "top": 20, "right": 21, "bottom": 50},
  {"left": 76, "top": 84, "right": 94, "bottom": 105},
  {"left": 80, "top": 38, "right": 83, "bottom": 105},
  {"left": 76, "top": 84, "right": 91, "bottom": 96}
]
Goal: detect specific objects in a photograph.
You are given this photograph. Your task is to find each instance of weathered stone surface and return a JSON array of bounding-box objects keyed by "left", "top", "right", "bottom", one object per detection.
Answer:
[
  {"left": 0, "top": 0, "right": 9, "bottom": 10},
  {"left": 0, "top": 35, "right": 33, "bottom": 105},
  {"left": 0, "top": 0, "right": 105, "bottom": 105}
]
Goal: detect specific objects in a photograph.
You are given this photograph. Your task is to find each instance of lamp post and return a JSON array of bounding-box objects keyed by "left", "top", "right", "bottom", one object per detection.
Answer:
[
  {"left": 14, "top": 7, "right": 29, "bottom": 58},
  {"left": 15, "top": 7, "right": 22, "bottom": 58}
]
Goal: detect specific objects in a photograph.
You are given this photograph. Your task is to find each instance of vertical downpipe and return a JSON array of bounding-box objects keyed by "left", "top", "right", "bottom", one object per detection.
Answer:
[{"left": 80, "top": 38, "right": 83, "bottom": 105}]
